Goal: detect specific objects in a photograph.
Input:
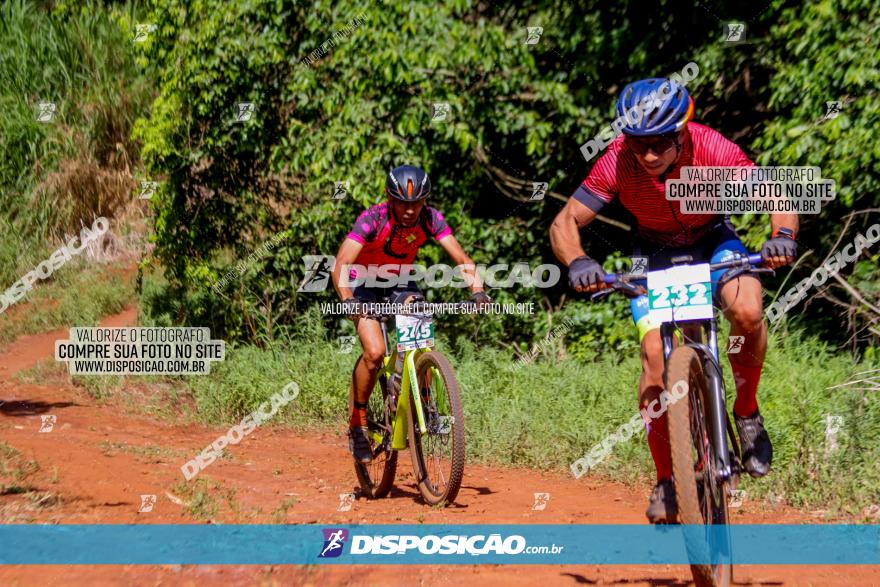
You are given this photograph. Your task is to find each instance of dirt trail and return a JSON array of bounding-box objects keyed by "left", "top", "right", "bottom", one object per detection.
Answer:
[{"left": 0, "top": 308, "right": 876, "bottom": 586}]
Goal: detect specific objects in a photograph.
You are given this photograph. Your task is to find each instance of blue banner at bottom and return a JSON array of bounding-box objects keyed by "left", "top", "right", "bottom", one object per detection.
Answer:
[{"left": 0, "top": 524, "right": 877, "bottom": 565}]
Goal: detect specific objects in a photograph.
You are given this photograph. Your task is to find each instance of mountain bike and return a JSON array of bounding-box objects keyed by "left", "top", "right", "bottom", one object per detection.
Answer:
[
  {"left": 352, "top": 301, "right": 470, "bottom": 506},
  {"left": 596, "top": 251, "right": 770, "bottom": 587}
]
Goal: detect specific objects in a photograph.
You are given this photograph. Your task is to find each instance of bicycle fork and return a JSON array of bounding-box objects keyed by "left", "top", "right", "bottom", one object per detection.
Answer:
[
  {"left": 703, "top": 323, "right": 734, "bottom": 483},
  {"left": 390, "top": 349, "right": 429, "bottom": 450},
  {"left": 661, "top": 321, "right": 735, "bottom": 483}
]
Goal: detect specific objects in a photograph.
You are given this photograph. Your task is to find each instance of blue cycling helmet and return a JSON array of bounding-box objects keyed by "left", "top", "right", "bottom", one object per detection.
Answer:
[{"left": 616, "top": 78, "right": 694, "bottom": 137}]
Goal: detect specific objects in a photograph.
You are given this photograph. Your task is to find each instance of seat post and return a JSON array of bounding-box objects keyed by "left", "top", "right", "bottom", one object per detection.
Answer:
[{"left": 379, "top": 319, "right": 391, "bottom": 357}]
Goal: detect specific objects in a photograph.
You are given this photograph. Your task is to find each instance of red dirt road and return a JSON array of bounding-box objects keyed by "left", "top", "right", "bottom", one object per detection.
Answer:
[{"left": 0, "top": 308, "right": 877, "bottom": 585}]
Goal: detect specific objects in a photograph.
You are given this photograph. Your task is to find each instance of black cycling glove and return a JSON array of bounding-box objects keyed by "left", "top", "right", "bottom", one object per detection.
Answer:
[
  {"left": 761, "top": 234, "right": 798, "bottom": 263},
  {"left": 568, "top": 255, "right": 606, "bottom": 290}
]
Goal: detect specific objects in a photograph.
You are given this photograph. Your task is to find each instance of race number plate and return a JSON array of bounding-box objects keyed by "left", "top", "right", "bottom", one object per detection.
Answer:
[
  {"left": 395, "top": 314, "right": 435, "bottom": 352},
  {"left": 647, "top": 263, "right": 713, "bottom": 324}
]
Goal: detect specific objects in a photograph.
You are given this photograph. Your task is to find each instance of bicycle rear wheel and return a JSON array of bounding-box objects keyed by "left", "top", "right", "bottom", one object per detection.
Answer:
[
  {"left": 353, "top": 369, "right": 398, "bottom": 499},
  {"left": 666, "top": 345, "right": 732, "bottom": 587},
  {"left": 407, "top": 350, "right": 465, "bottom": 506}
]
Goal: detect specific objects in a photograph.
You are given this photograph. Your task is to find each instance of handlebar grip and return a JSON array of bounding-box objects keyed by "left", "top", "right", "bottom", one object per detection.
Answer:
[
  {"left": 603, "top": 274, "right": 617, "bottom": 284},
  {"left": 748, "top": 252, "right": 764, "bottom": 266}
]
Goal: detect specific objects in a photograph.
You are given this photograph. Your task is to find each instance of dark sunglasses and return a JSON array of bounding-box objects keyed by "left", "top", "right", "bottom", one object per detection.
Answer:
[{"left": 625, "top": 134, "right": 679, "bottom": 156}]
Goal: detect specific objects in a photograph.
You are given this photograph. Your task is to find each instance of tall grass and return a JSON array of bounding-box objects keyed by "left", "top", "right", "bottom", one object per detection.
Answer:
[
  {"left": 0, "top": 264, "right": 134, "bottom": 347},
  {"left": 177, "top": 303, "right": 880, "bottom": 514},
  {"left": 0, "top": 0, "right": 152, "bottom": 286}
]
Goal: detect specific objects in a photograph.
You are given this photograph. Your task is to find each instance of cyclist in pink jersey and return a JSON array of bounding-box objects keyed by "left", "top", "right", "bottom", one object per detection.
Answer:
[
  {"left": 331, "top": 165, "right": 490, "bottom": 463},
  {"left": 550, "top": 78, "right": 799, "bottom": 523}
]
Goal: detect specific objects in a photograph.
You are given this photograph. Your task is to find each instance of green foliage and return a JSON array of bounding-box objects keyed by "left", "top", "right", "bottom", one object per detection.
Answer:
[
  {"left": 748, "top": 0, "right": 880, "bottom": 343},
  {"left": 136, "top": 0, "right": 593, "bottom": 345},
  {"left": 134, "top": 0, "right": 879, "bottom": 350},
  {"left": 0, "top": 0, "right": 153, "bottom": 285}
]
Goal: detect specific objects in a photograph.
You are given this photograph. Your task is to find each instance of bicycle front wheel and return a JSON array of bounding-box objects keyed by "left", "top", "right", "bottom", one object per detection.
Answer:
[
  {"left": 407, "top": 350, "right": 465, "bottom": 506},
  {"left": 666, "top": 345, "right": 732, "bottom": 587}
]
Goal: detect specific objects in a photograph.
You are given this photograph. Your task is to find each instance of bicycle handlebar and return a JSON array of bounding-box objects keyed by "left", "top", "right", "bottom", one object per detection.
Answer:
[
  {"left": 603, "top": 252, "right": 765, "bottom": 284},
  {"left": 592, "top": 252, "right": 769, "bottom": 301}
]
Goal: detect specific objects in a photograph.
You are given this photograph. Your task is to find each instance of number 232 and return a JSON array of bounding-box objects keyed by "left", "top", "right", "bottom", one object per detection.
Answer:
[{"left": 652, "top": 283, "right": 709, "bottom": 308}]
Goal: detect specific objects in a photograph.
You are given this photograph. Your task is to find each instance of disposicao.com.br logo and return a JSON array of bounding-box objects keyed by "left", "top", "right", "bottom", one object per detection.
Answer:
[
  {"left": 319, "top": 528, "right": 349, "bottom": 558},
  {"left": 318, "top": 528, "right": 564, "bottom": 558}
]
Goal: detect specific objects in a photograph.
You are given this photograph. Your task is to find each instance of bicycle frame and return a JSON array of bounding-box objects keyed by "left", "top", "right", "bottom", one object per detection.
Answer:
[{"left": 377, "top": 319, "right": 431, "bottom": 451}]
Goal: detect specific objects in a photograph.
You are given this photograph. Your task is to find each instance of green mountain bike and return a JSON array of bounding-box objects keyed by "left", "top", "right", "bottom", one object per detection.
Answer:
[{"left": 352, "top": 301, "right": 469, "bottom": 506}]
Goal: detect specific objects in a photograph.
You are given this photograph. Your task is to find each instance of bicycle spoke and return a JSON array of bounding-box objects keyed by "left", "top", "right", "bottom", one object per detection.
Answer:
[
  {"left": 687, "top": 377, "right": 714, "bottom": 523},
  {"left": 352, "top": 372, "right": 399, "bottom": 498},
  {"left": 416, "top": 372, "right": 454, "bottom": 495}
]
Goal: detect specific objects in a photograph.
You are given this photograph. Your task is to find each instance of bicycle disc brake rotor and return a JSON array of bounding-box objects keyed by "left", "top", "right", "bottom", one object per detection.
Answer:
[{"left": 422, "top": 391, "right": 453, "bottom": 447}]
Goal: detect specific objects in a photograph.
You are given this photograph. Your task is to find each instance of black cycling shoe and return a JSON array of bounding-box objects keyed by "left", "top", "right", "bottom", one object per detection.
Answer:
[
  {"left": 645, "top": 478, "right": 678, "bottom": 524},
  {"left": 735, "top": 409, "right": 772, "bottom": 477},
  {"left": 348, "top": 426, "right": 373, "bottom": 464}
]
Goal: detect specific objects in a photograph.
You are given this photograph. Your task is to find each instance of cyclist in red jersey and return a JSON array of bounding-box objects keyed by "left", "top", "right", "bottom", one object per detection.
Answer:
[
  {"left": 331, "top": 165, "right": 490, "bottom": 463},
  {"left": 550, "top": 78, "right": 799, "bottom": 523}
]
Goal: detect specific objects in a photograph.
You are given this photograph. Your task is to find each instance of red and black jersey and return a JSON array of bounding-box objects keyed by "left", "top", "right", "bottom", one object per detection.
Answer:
[
  {"left": 574, "top": 122, "right": 754, "bottom": 246},
  {"left": 346, "top": 202, "right": 452, "bottom": 273}
]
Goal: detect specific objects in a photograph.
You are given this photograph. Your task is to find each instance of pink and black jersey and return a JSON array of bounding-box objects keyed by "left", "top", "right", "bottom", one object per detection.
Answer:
[
  {"left": 573, "top": 122, "right": 754, "bottom": 246},
  {"left": 346, "top": 202, "right": 452, "bottom": 272}
]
